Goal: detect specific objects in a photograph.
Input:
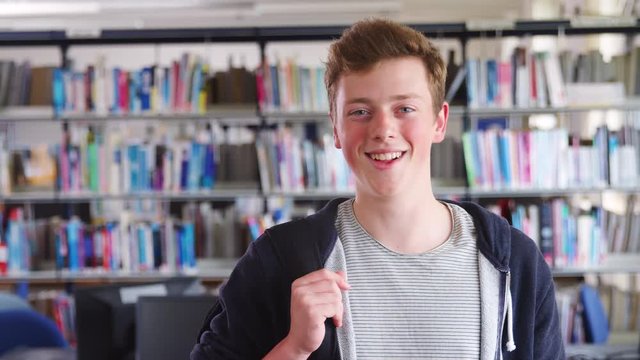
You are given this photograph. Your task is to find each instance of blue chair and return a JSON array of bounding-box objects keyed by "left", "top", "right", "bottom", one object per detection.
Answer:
[
  {"left": 0, "top": 292, "right": 31, "bottom": 312},
  {"left": 0, "top": 308, "right": 68, "bottom": 357}
]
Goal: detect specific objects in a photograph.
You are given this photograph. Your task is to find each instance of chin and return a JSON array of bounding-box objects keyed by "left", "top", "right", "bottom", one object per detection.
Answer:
[{"left": 362, "top": 184, "right": 403, "bottom": 198}]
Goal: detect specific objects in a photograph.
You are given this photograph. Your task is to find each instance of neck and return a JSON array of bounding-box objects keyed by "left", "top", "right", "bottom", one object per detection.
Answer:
[{"left": 352, "top": 187, "right": 452, "bottom": 254}]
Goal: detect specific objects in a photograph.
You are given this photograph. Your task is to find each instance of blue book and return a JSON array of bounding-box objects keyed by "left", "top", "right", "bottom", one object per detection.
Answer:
[
  {"left": 52, "top": 68, "right": 65, "bottom": 117},
  {"left": 139, "top": 146, "right": 148, "bottom": 191},
  {"left": 129, "top": 71, "right": 139, "bottom": 113},
  {"left": 188, "top": 142, "right": 202, "bottom": 191},
  {"left": 181, "top": 223, "right": 195, "bottom": 270},
  {"left": 7, "top": 220, "right": 21, "bottom": 272},
  {"left": 580, "top": 285, "right": 609, "bottom": 344},
  {"left": 162, "top": 67, "right": 170, "bottom": 109},
  {"left": 140, "top": 67, "right": 152, "bottom": 111},
  {"left": 180, "top": 149, "right": 189, "bottom": 191},
  {"left": 152, "top": 224, "right": 162, "bottom": 269},
  {"left": 476, "top": 117, "right": 508, "bottom": 131},
  {"left": 128, "top": 144, "right": 140, "bottom": 192},
  {"left": 67, "top": 219, "right": 81, "bottom": 272},
  {"left": 176, "top": 227, "right": 183, "bottom": 269},
  {"left": 83, "top": 232, "right": 92, "bottom": 268},
  {"left": 202, "top": 144, "right": 215, "bottom": 188},
  {"left": 498, "top": 132, "right": 511, "bottom": 186},
  {"left": 137, "top": 225, "right": 147, "bottom": 269},
  {"left": 106, "top": 223, "right": 117, "bottom": 270},
  {"left": 270, "top": 65, "right": 280, "bottom": 108},
  {"left": 486, "top": 59, "right": 498, "bottom": 106},
  {"left": 112, "top": 68, "right": 120, "bottom": 113}
]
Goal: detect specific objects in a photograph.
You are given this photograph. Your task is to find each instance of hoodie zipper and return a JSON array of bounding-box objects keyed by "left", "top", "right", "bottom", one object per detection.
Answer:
[{"left": 495, "top": 270, "right": 509, "bottom": 360}]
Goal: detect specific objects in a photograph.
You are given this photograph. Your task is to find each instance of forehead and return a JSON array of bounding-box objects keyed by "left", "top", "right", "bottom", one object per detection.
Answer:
[{"left": 336, "top": 57, "right": 431, "bottom": 100}]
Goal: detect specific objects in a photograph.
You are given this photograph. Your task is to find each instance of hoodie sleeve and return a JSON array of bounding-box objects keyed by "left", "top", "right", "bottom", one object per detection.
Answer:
[
  {"left": 190, "top": 232, "right": 289, "bottom": 359},
  {"left": 533, "top": 264, "right": 565, "bottom": 360}
]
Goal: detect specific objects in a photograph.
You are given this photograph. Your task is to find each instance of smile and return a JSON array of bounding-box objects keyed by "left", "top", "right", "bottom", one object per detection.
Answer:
[{"left": 366, "top": 151, "right": 405, "bottom": 161}]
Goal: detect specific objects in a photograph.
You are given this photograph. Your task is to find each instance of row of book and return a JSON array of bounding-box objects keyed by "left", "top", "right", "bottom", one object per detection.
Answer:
[
  {"left": 0, "top": 54, "right": 258, "bottom": 116},
  {"left": 2, "top": 54, "right": 331, "bottom": 116},
  {"left": 256, "top": 125, "right": 354, "bottom": 193},
  {"left": 605, "top": 195, "right": 640, "bottom": 255},
  {"left": 256, "top": 58, "right": 329, "bottom": 113},
  {"left": 0, "top": 61, "right": 56, "bottom": 108},
  {"left": 487, "top": 195, "right": 640, "bottom": 268},
  {"left": 0, "top": 209, "right": 197, "bottom": 275},
  {"left": 2, "top": 126, "right": 636, "bottom": 196},
  {"left": 596, "top": 276, "right": 640, "bottom": 333},
  {"left": 52, "top": 54, "right": 253, "bottom": 116},
  {"left": 462, "top": 125, "right": 639, "bottom": 190},
  {"left": 556, "top": 281, "right": 640, "bottom": 345},
  {"left": 8, "top": 45, "right": 640, "bottom": 117},
  {"left": 464, "top": 48, "right": 567, "bottom": 109},
  {"left": 563, "top": 47, "right": 640, "bottom": 98},
  {"left": 28, "top": 290, "right": 76, "bottom": 346},
  {"left": 485, "top": 198, "right": 608, "bottom": 268},
  {"left": 1, "top": 123, "right": 260, "bottom": 195},
  {"left": 461, "top": 46, "right": 640, "bottom": 109},
  {"left": 0, "top": 196, "right": 294, "bottom": 275}
]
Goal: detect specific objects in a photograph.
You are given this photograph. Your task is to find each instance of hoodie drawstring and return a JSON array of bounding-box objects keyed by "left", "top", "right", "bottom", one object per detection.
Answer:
[{"left": 505, "top": 271, "right": 516, "bottom": 352}]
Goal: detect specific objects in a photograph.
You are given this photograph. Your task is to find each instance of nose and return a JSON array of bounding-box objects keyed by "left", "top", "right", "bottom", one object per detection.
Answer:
[{"left": 370, "top": 110, "right": 396, "bottom": 141}]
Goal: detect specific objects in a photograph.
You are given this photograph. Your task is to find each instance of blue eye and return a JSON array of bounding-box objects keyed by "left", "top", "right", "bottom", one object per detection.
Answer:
[
  {"left": 399, "top": 107, "right": 414, "bottom": 113},
  {"left": 349, "top": 109, "right": 369, "bottom": 116}
]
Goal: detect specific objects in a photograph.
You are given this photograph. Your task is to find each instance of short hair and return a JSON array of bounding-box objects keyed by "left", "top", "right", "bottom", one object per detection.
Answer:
[{"left": 325, "top": 18, "right": 446, "bottom": 116}]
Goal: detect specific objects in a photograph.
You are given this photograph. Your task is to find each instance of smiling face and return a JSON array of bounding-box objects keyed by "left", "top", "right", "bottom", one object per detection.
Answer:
[{"left": 332, "top": 56, "right": 449, "bottom": 199}]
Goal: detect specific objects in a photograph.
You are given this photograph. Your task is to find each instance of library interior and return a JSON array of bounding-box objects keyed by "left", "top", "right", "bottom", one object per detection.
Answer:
[{"left": 0, "top": 0, "right": 639, "bottom": 359}]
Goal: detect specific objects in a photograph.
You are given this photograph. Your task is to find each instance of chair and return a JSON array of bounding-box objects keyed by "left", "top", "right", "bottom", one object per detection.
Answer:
[
  {"left": 0, "top": 308, "right": 68, "bottom": 357},
  {"left": 0, "top": 292, "right": 30, "bottom": 312}
]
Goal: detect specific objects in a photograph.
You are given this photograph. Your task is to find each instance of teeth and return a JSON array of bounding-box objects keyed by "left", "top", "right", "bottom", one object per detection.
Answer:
[{"left": 369, "top": 152, "right": 402, "bottom": 161}]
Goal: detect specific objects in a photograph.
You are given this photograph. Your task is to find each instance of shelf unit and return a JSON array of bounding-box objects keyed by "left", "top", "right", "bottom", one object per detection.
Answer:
[{"left": 1, "top": 19, "right": 639, "bottom": 307}]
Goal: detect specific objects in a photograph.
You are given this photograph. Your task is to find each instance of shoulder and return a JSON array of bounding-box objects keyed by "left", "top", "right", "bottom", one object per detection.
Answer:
[{"left": 251, "top": 198, "right": 348, "bottom": 280}]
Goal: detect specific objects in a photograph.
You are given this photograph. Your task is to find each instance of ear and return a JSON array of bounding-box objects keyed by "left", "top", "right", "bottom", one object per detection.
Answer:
[
  {"left": 432, "top": 102, "right": 449, "bottom": 144},
  {"left": 330, "top": 112, "right": 342, "bottom": 149}
]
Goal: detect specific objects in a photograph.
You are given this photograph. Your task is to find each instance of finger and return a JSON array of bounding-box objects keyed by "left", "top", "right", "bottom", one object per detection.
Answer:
[
  {"left": 315, "top": 302, "right": 344, "bottom": 323},
  {"left": 294, "top": 268, "right": 347, "bottom": 287},
  {"left": 296, "top": 291, "right": 343, "bottom": 309},
  {"left": 294, "top": 278, "right": 342, "bottom": 296},
  {"left": 335, "top": 270, "right": 351, "bottom": 290},
  {"left": 332, "top": 301, "right": 344, "bottom": 328}
]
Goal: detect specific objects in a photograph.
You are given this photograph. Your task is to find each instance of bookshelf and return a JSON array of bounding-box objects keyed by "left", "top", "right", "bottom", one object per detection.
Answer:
[{"left": 1, "top": 19, "right": 640, "bottom": 350}]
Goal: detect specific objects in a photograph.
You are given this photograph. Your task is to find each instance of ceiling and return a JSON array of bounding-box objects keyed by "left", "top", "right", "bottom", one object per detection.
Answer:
[{"left": 0, "top": 0, "right": 526, "bottom": 31}]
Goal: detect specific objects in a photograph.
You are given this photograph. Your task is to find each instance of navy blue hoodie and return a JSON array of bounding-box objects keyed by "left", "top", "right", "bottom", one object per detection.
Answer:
[{"left": 191, "top": 198, "right": 565, "bottom": 359}]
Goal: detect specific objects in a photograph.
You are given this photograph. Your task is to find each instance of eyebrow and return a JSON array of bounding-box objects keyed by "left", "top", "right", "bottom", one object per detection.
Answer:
[{"left": 345, "top": 93, "right": 423, "bottom": 105}]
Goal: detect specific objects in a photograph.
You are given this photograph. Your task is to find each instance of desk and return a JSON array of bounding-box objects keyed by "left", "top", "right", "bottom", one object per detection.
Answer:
[
  {"left": 566, "top": 344, "right": 639, "bottom": 359},
  {"left": 0, "top": 348, "right": 75, "bottom": 360}
]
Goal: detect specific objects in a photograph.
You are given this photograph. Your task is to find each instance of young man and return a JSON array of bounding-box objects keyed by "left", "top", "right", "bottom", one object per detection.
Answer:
[{"left": 191, "top": 18, "right": 564, "bottom": 359}]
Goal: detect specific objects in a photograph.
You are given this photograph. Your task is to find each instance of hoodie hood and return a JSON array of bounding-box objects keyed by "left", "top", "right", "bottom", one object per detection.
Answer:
[
  {"left": 316, "top": 198, "right": 513, "bottom": 272},
  {"left": 447, "top": 200, "right": 512, "bottom": 272}
]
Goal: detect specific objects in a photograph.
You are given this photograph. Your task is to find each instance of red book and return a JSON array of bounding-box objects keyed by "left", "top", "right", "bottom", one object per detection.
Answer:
[
  {"left": 173, "top": 61, "right": 181, "bottom": 111},
  {"left": 118, "top": 71, "right": 129, "bottom": 113},
  {"left": 103, "top": 228, "right": 111, "bottom": 270},
  {"left": 0, "top": 242, "right": 7, "bottom": 274},
  {"left": 529, "top": 54, "right": 537, "bottom": 104}
]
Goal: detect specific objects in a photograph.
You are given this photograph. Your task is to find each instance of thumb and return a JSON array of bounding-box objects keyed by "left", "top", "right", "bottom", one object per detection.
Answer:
[{"left": 335, "top": 270, "right": 350, "bottom": 290}]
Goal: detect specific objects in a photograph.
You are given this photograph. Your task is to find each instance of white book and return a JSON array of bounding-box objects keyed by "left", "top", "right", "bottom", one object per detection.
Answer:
[
  {"left": 543, "top": 53, "right": 567, "bottom": 108},
  {"left": 577, "top": 214, "right": 594, "bottom": 266},
  {"left": 534, "top": 53, "right": 548, "bottom": 107},
  {"left": 164, "top": 218, "right": 176, "bottom": 272}
]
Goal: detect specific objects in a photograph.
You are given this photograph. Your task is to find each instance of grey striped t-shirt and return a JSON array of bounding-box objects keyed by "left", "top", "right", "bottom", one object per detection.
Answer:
[{"left": 335, "top": 199, "right": 480, "bottom": 359}]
